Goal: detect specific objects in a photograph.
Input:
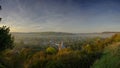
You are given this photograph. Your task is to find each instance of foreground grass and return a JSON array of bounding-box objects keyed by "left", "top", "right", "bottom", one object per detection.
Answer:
[{"left": 92, "top": 43, "right": 120, "bottom": 68}]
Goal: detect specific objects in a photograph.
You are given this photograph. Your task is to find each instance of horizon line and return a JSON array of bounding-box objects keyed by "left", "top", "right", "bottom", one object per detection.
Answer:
[{"left": 10, "top": 31, "right": 120, "bottom": 34}]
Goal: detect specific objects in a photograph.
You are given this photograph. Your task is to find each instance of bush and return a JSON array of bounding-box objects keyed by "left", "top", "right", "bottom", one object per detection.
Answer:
[{"left": 46, "top": 47, "right": 57, "bottom": 55}]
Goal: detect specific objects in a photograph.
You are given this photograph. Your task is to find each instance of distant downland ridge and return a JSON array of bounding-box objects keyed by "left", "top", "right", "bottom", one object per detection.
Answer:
[
  {"left": 102, "top": 32, "right": 120, "bottom": 33},
  {"left": 11, "top": 32, "right": 75, "bottom": 35}
]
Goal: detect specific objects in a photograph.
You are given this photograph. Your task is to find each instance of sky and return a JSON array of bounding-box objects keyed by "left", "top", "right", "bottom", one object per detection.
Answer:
[{"left": 0, "top": 0, "right": 120, "bottom": 33}]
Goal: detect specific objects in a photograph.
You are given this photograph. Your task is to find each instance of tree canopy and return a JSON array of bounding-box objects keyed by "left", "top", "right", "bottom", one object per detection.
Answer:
[
  {"left": 46, "top": 47, "right": 57, "bottom": 54},
  {"left": 0, "top": 26, "right": 14, "bottom": 51}
]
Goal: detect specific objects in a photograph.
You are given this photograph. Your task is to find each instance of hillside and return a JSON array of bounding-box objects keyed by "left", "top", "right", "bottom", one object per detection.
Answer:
[
  {"left": 1, "top": 27, "right": 120, "bottom": 68},
  {"left": 92, "top": 42, "right": 120, "bottom": 68}
]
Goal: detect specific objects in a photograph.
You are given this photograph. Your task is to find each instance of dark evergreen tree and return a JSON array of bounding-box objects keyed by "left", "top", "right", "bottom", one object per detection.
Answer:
[{"left": 0, "top": 26, "right": 14, "bottom": 51}]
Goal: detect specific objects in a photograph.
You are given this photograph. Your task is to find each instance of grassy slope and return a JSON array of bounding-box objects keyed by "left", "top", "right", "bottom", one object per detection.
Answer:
[{"left": 92, "top": 42, "right": 120, "bottom": 68}]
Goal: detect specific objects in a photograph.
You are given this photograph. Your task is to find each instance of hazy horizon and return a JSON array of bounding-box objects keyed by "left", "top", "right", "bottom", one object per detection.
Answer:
[{"left": 1, "top": 0, "right": 120, "bottom": 33}]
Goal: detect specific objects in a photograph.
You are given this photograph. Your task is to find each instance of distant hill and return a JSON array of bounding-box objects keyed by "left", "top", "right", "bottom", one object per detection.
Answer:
[
  {"left": 102, "top": 31, "right": 120, "bottom": 34},
  {"left": 12, "top": 32, "right": 115, "bottom": 35},
  {"left": 29, "top": 32, "right": 75, "bottom": 35},
  {"left": 12, "top": 32, "right": 75, "bottom": 35},
  {"left": 11, "top": 32, "right": 114, "bottom": 38}
]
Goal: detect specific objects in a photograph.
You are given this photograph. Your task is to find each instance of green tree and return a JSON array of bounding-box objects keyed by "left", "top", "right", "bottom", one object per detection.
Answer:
[
  {"left": 46, "top": 47, "right": 57, "bottom": 55},
  {"left": 0, "top": 26, "right": 14, "bottom": 51}
]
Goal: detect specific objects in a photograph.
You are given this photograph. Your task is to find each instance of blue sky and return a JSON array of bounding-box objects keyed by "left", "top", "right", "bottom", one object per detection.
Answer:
[{"left": 0, "top": 0, "right": 120, "bottom": 33}]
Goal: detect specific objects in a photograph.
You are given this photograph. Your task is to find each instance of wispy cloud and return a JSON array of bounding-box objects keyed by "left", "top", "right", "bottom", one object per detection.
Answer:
[{"left": 1, "top": 0, "right": 120, "bottom": 32}]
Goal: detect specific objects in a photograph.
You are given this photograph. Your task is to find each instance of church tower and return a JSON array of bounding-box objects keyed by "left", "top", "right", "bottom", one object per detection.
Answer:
[{"left": 58, "top": 41, "right": 63, "bottom": 51}]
